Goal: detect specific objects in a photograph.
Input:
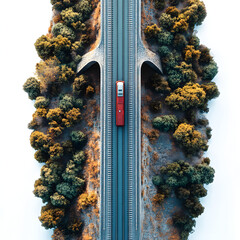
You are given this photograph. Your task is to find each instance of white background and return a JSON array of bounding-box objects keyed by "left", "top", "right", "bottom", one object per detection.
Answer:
[{"left": 0, "top": 0, "right": 239, "bottom": 239}]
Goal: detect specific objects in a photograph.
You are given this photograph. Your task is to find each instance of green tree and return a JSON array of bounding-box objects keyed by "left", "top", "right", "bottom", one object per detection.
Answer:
[
  {"left": 33, "top": 178, "right": 53, "bottom": 203},
  {"left": 75, "top": 0, "right": 93, "bottom": 21},
  {"left": 152, "top": 115, "right": 178, "bottom": 132},
  {"left": 70, "top": 130, "right": 87, "bottom": 148},
  {"left": 50, "top": 192, "right": 69, "bottom": 207},
  {"left": 73, "top": 151, "right": 86, "bottom": 165},
  {"left": 34, "top": 96, "right": 50, "bottom": 109},
  {"left": 23, "top": 77, "right": 40, "bottom": 100},
  {"left": 52, "top": 22, "right": 76, "bottom": 41},
  {"left": 61, "top": 7, "right": 82, "bottom": 30},
  {"left": 41, "top": 162, "right": 64, "bottom": 185},
  {"left": 159, "top": 13, "right": 175, "bottom": 30},
  {"left": 202, "top": 60, "right": 218, "bottom": 81}
]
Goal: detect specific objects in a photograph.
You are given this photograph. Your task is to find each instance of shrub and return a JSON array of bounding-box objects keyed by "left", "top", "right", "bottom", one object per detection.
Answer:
[
  {"left": 173, "top": 123, "right": 208, "bottom": 154},
  {"left": 23, "top": 77, "right": 40, "bottom": 100},
  {"left": 152, "top": 115, "right": 178, "bottom": 132},
  {"left": 86, "top": 85, "right": 95, "bottom": 96}
]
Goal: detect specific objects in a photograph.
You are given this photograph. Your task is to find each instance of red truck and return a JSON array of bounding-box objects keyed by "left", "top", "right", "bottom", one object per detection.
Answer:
[{"left": 116, "top": 81, "right": 125, "bottom": 126}]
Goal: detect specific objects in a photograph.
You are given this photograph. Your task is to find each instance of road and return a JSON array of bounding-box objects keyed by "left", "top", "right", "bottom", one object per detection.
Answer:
[{"left": 77, "top": 0, "right": 162, "bottom": 239}]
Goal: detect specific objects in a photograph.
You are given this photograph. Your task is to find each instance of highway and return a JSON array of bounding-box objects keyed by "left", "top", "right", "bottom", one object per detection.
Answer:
[{"left": 77, "top": 0, "right": 162, "bottom": 239}]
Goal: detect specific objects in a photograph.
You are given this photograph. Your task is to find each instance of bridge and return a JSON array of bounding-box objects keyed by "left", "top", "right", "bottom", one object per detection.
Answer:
[{"left": 77, "top": 0, "right": 162, "bottom": 239}]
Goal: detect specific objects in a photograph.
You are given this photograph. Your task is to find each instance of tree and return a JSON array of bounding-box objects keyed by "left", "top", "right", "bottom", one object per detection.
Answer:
[
  {"left": 53, "top": 35, "right": 72, "bottom": 63},
  {"left": 36, "top": 57, "right": 61, "bottom": 94},
  {"left": 175, "top": 62, "right": 198, "bottom": 84},
  {"left": 41, "top": 161, "right": 64, "bottom": 185},
  {"left": 199, "top": 45, "right": 212, "bottom": 65},
  {"left": 30, "top": 131, "right": 48, "bottom": 150},
  {"left": 189, "top": 184, "right": 207, "bottom": 198},
  {"left": 173, "top": 123, "right": 208, "bottom": 154},
  {"left": 184, "top": 197, "right": 204, "bottom": 217},
  {"left": 34, "top": 96, "right": 50, "bottom": 108},
  {"left": 46, "top": 108, "right": 64, "bottom": 125},
  {"left": 172, "top": 212, "right": 196, "bottom": 240},
  {"left": 51, "top": 0, "right": 76, "bottom": 11},
  {"left": 49, "top": 143, "right": 64, "bottom": 161},
  {"left": 165, "top": 83, "right": 206, "bottom": 111},
  {"left": 152, "top": 115, "right": 178, "bottom": 132},
  {"left": 70, "top": 130, "right": 87, "bottom": 148},
  {"left": 148, "top": 73, "right": 171, "bottom": 94},
  {"left": 78, "top": 192, "right": 97, "bottom": 210},
  {"left": 56, "top": 181, "right": 82, "bottom": 199},
  {"left": 149, "top": 100, "right": 162, "bottom": 112},
  {"left": 72, "top": 75, "right": 88, "bottom": 95},
  {"left": 50, "top": 192, "right": 69, "bottom": 207},
  {"left": 184, "top": 45, "right": 201, "bottom": 64},
  {"left": 159, "top": 13, "right": 175, "bottom": 30},
  {"left": 59, "top": 94, "right": 74, "bottom": 111},
  {"left": 52, "top": 228, "right": 65, "bottom": 240},
  {"left": 158, "top": 29, "right": 174, "bottom": 45},
  {"left": 35, "top": 35, "right": 54, "bottom": 60},
  {"left": 144, "top": 24, "right": 161, "bottom": 40},
  {"left": 166, "top": 6, "right": 180, "bottom": 18},
  {"left": 173, "top": 34, "right": 187, "bottom": 51},
  {"left": 152, "top": 175, "right": 164, "bottom": 186},
  {"left": 75, "top": 0, "right": 93, "bottom": 21},
  {"left": 63, "top": 108, "right": 82, "bottom": 127},
  {"left": 175, "top": 187, "right": 190, "bottom": 200},
  {"left": 201, "top": 82, "right": 220, "bottom": 100},
  {"left": 202, "top": 60, "right": 218, "bottom": 81},
  {"left": 61, "top": 7, "right": 82, "bottom": 30},
  {"left": 52, "top": 22, "right": 76, "bottom": 41},
  {"left": 39, "top": 203, "right": 65, "bottom": 229},
  {"left": 172, "top": 18, "right": 189, "bottom": 33},
  {"left": 73, "top": 151, "right": 86, "bottom": 165},
  {"left": 154, "top": 0, "right": 165, "bottom": 10},
  {"left": 33, "top": 178, "right": 53, "bottom": 203},
  {"left": 23, "top": 77, "right": 40, "bottom": 100},
  {"left": 34, "top": 150, "right": 49, "bottom": 163}
]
